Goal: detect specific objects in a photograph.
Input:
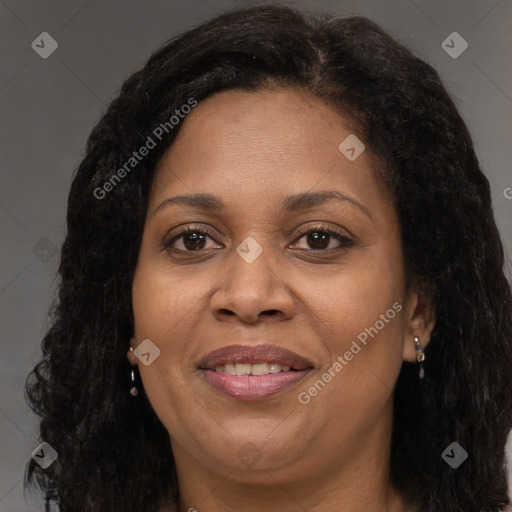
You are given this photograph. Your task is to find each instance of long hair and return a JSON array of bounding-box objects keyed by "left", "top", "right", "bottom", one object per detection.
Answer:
[{"left": 24, "top": 4, "right": 512, "bottom": 511}]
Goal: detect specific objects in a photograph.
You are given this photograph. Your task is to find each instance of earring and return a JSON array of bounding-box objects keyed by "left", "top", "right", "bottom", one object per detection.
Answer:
[
  {"left": 413, "top": 336, "right": 425, "bottom": 380},
  {"left": 129, "top": 346, "right": 139, "bottom": 397}
]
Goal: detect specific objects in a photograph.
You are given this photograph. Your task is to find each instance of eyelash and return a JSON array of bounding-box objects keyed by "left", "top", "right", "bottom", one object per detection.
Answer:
[{"left": 162, "top": 223, "right": 355, "bottom": 254}]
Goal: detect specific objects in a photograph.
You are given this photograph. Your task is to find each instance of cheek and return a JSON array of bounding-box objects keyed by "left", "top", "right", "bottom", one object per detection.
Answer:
[
  {"left": 307, "top": 276, "right": 403, "bottom": 361},
  {"left": 132, "top": 258, "right": 203, "bottom": 336},
  {"left": 295, "top": 274, "right": 404, "bottom": 443},
  {"left": 131, "top": 264, "right": 193, "bottom": 402},
  {"left": 301, "top": 245, "right": 406, "bottom": 384},
  {"left": 131, "top": 261, "right": 203, "bottom": 431}
]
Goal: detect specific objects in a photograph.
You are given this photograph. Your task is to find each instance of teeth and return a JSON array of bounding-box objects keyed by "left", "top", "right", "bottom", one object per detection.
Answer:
[
  {"left": 235, "top": 363, "right": 251, "bottom": 375},
  {"left": 268, "top": 363, "right": 281, "bottom": 373},
  {"left": 213, "top": 362, "right": 294, "bottom": 375},
  {"left": 250, "top": 363, "right": 269, "bottom": 375},
  {"left": 224, "top": 363, "right": 236, "bottom": 374}
]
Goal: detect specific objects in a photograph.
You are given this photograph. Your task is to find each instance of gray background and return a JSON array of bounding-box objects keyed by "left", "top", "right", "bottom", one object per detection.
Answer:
[{"left": 1, "top": 0, "right": 511, "bottom": 510}]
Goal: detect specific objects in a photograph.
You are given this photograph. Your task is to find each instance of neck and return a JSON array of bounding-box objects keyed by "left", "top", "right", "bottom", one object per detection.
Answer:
[{"left": 170, "top": 463, "right": 406, "bottom": 512}]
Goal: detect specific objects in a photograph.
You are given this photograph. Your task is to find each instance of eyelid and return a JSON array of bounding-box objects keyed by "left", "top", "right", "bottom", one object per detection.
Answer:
[
  {"left": 292, "top": 223, "right": 354, "bottom": 241},
  {"left": 162, "top": 223, "right": 222, "bottom": 250},
  {"left": 289, "top": 223, "right": 355, "bottom": 251},
  {"left": 162, "top": 222, "right": 355, "bottom": 253}
]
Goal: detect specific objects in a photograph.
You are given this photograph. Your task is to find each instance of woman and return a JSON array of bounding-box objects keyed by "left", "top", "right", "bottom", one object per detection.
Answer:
[{"left": 24, "top": 4, "right": 512, "bottom": 511}]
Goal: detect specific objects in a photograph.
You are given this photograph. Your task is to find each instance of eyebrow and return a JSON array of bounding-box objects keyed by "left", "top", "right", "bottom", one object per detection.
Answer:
[{"left": 153, "top": 190, "right": 372, "bottom": 220}]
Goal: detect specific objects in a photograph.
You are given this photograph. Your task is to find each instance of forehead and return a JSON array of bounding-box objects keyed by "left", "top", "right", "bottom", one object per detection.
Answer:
[
  {"left": 149, "top": 87, "right": 392, "bottom": 218},
  {"left": 155, "top": 87, "right": 360, "bottom": 168}
]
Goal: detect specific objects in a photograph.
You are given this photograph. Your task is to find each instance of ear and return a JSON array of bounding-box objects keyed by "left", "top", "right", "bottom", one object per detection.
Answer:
[
  {"left": 402, "top": 278, "right": 436, "bottom": 363},
  {"left": 127, "top": 336, "right": 138, "bottom": 366}
]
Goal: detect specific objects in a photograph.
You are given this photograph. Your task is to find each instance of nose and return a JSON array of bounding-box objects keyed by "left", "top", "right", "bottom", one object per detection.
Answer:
[{"left": 210, "top": 241, "right": 295, "bottom": 324}]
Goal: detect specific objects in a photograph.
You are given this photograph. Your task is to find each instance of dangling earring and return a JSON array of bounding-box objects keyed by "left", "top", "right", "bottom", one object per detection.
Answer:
[
  {"left": 413, "top": 336, "right": 425, "bottom": 380},
  {"left": 129, "top": 346, "right": 139, "bottom": 397}
]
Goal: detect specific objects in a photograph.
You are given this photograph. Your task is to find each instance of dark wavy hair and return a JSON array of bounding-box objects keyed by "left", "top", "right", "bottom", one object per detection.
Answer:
[{"left": 24, "top": 3, "right": 512, "bottom": 511}]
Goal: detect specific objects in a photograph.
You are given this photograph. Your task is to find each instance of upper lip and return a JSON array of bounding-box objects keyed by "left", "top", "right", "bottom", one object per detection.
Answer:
[{"left": 197, "top": 344, "right": 314, "bottom": 371}]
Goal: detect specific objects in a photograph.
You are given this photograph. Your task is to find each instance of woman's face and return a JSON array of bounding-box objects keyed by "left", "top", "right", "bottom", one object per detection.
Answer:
[{"left": 130, "top": 87, "right": 432, "bottom": 489}]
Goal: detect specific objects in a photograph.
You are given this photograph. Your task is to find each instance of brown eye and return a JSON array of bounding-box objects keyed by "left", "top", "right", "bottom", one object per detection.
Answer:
[
  {"left": 304, "top": 231, "right": 330, "bottom": 250},
  {"left": 179, "top": 231, "right": 208, "bottom": 251},
  {"left": 292, "top": 226, "right": 355, "bottom": 251},
  {"left": 164, "top": 227, "right": 221, "bottom": 252}
]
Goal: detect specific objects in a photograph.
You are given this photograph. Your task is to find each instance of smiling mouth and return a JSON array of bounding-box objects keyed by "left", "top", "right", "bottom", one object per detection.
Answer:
[
  {"left": 197, "top": 344, "right": 314, "bottom": 401},
  {"left": 208, "top": 362, "right": 301, "bottom": 375},
  {"left": 199, "top": 367, "right": 312, "bottom": 401}
]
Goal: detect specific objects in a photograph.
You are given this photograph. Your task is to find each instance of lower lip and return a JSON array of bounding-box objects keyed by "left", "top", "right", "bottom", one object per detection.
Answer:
[{"left": 200, "top": 369, "right": 312, "bottom": 401}]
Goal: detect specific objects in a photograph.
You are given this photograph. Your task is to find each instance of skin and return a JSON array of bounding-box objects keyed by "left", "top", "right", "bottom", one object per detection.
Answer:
[{"left": 127, "top": 87, "right": 435, "bottom": 512}]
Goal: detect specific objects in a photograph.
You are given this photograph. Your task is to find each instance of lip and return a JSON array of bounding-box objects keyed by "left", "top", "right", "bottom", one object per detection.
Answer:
[
  {"left": 197, "top": 344, "right": 314, "bottom": 401},
  {"left": 200, "top": 370, "right": 313, "bottom": 401},
  {"left": 197, "top": 344, "right": 314, "bottom": 370}
]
